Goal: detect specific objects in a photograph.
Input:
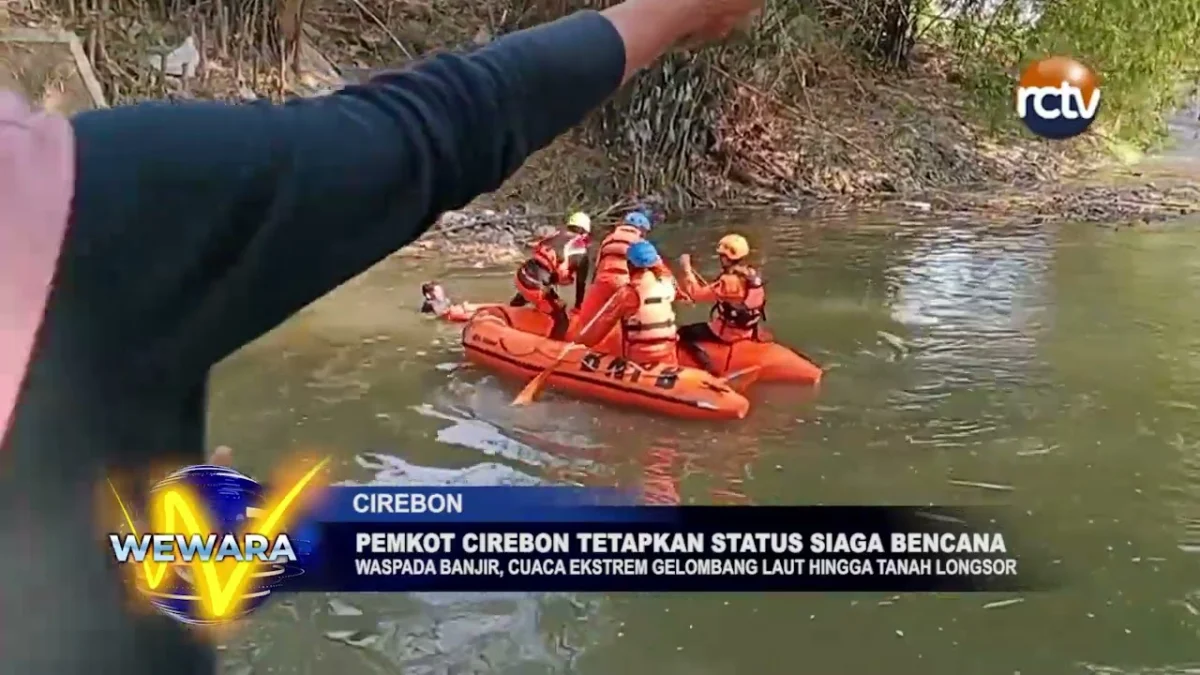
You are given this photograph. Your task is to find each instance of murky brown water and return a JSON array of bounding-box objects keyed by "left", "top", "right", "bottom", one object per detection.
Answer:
[{"left": 211, "top": 212, "right": 1200, "bottom": 675}]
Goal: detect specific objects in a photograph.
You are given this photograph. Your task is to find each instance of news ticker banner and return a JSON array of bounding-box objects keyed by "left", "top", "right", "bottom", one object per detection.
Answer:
[{"left": 103, "top": 464, "right": 1050, "bottom": 626}]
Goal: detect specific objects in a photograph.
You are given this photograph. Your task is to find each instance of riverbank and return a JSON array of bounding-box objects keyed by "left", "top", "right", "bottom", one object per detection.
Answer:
[{"left": 406, "top": 169, "right": 1200, "bottom": 264}]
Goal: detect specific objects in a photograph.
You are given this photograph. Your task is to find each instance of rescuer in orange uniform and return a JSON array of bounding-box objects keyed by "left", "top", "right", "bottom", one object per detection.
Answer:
[
  {"left": 509, "top": 211, "right": 592, "bottom": 339},
  {"left": 575, "top": 241, "right": 679, "bottom": 367},
  {"left": 677, "top": 234, "right": 770, "bottom": 375},
  {"left": 570, "top": 210, "right": 653, "bottom": 340}
]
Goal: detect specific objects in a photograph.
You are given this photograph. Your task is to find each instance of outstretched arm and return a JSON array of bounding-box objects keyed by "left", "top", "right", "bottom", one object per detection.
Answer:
[
  {"left": 576, "top": 286, "right": 638, "bottom": 346},
  {"left": 58, "top": 0, "right": 746, "bottom": 384},
  {"left": 679, "top": 267, "right": 720, "bottom": 302},
  {"left": 66, "top": 12, "right": 623, "bottom": 382}
]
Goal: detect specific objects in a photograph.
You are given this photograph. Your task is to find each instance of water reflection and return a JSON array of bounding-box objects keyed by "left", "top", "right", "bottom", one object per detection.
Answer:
[{"left": 889, "top": 224, "right": 1053, "bottom": 379}]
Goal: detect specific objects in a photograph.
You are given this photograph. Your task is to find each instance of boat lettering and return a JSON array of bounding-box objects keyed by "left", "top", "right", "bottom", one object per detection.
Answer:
[
  {"left": 606, "top": 357, "right": 642, "bottom": 384},
  {"left": 576, "top": 353, "right": 672, "bottom": 388},
  {"left": 581, "top": 352, "right": 604, "bottom": 373}
]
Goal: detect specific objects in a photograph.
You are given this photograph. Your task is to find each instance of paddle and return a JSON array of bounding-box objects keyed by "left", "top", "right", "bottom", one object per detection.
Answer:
[
  {"left": 714, "top": 364, "right": 762, "bottom": 394},
  {"left": 512, "top": 292, "right": 623, "bottom": 406},
  {"left": 719, "top": 364, "right": 761, "bottom": 385}
]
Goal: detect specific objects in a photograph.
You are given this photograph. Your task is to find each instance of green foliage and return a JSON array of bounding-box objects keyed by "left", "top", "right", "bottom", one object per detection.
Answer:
[
  {"left": 934, "top": 0, "right": 1200, "bottom": 146},
  {"left": 540, "top": 0, "right": 1200, "bottom": 199},
  {"left": 1039, "top": 0, "right": 1200, "bottom": 145}
]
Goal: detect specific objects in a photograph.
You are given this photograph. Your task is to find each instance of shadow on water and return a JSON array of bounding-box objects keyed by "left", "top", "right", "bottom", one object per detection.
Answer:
[{"left": 212, "top": 211, "right": 1200, "bottom": 674}]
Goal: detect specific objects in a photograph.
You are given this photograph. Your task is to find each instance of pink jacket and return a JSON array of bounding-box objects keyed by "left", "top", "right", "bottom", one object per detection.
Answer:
[{"left": 0, "top": 91, "right": 75, "bottom": 441}]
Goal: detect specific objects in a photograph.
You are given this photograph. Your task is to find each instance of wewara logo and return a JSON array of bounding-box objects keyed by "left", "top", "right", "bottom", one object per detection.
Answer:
[
  {"left": 1015, "top": 56, "right": 1101, "bottom": 140},
  {"left": 106, "top": 460, "right": 328, "bottom": 625}
]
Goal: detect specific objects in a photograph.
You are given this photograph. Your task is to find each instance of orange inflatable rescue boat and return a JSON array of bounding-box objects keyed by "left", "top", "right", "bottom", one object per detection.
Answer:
[
  {"left": 674, "top": 331, "right": 821, "bottom": 385},
  {"left": 425, "top": 280, "right": 822, "bottom": 405},
  {"left": 462, "top": 306, "right": 751, "bottom": 421}
]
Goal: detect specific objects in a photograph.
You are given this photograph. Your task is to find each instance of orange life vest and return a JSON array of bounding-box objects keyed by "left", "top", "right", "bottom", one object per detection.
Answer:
[
  {"left": 622, "top": 270, "right": 677, "bottom": 362},
  {"left": 708, "top": 265, "right": 767, "bottom": 341},
  {"left": 595, "top": 225, "right": 644, "bottom": 278},
  {"left": 531, "top": 230, "right": 588, "bottom": 285}
]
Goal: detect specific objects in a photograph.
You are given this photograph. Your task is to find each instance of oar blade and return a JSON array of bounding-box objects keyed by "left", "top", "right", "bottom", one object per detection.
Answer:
[
  {"left": 510, "top": 295, "right": 621, "bottom": 408},
  {"left": 718, "top": 364, "right": 763, "bottom": 393},
  {"left": 512, "top": 369, "right": 553, "bottom": 406}
]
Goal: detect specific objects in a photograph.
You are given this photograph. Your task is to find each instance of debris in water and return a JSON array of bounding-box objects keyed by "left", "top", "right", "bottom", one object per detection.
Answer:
[
  {"left": 876, "top": 330, "right": 908, "bottom": 357},
  {"left": 1166, "top": 400, "right": 1199, "bottom": 411},
  {"left": 948, "top": 479, "right": 1014, "bottom": 492},
  {"left": 416, "top": 350, "right": 428, "bottom": 356},
  {"left": 276, "top": 599, "right": 300, "bottom": 621},
  {"left": 435, "top": 362, "right": 459, "bottom": 371},
  {"left": 915, "top": 510, "right": 966, "bottom": 525},
  {"left": 895, "top": 629, "right": 905, "bottom": 637},
  {"left": 324, "top": 630, "right": 379, "bottom": 648},
  {"left": 1016, "top": 445, "right": 1056, "bottom": 457},
  {"left": 327, "top": 598, "right": 364, "bottom": 617},
  {"left": 982, "top": 598, "right": 1024, "bottom": 610}
]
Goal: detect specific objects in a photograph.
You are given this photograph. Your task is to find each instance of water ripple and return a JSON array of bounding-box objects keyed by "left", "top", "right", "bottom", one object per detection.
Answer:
[{"left": 222, "top": 457, "right": 606, "bottom": 675}]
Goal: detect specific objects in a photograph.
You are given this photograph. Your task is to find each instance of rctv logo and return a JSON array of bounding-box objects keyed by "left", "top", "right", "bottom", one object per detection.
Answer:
[{"left": 1015, "top": 56, "right": 1101, "bottom": 140}]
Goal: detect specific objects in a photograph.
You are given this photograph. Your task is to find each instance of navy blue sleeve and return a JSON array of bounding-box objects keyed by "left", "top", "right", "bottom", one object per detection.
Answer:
[
  {"left": 571, "top": 252, "right": 590, "bottom": 306},
  {"left": 64, "top": 11, "right": 624, "bottom": 381}
]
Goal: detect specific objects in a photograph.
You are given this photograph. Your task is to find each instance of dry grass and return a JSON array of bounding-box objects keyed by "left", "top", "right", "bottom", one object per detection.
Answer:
[
  {"left": 0, "top": 30, "right": 103, "bottom": 113},
  {"left": 5, "top": 0, "right": 1110, "bottom": 210}
]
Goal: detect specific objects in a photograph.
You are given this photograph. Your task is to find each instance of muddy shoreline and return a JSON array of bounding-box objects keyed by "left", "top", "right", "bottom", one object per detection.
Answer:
[{"left": 405, "top": 170, "right": 1200, "bottom": 263}]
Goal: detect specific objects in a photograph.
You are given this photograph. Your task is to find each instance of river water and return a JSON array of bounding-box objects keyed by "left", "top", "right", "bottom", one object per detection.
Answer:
[{"left": 212, "top": 210, "right": 1200, "bottom": 675}]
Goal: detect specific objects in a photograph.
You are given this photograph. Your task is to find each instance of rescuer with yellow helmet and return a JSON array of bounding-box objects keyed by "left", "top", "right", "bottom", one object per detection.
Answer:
[
  {"left": 509, "top": 211, "right": 592, "bottom": 339},
  {"left": 676, "top": 233, "right": 771, "bottom": 374}
]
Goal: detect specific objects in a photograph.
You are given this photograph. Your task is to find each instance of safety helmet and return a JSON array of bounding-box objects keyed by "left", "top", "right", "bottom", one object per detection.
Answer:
[
  {"left": 626, "top": 241, "right": 661, "bottom": 268},
  {"left": 716, "top": 234, "right": 751, "bottom": 261},
  {"left": 567, "top": 212, "right": 592, "bottom": 234},
  {"left": 624, "top": 211, "right": 652, "bottom": 231}
]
